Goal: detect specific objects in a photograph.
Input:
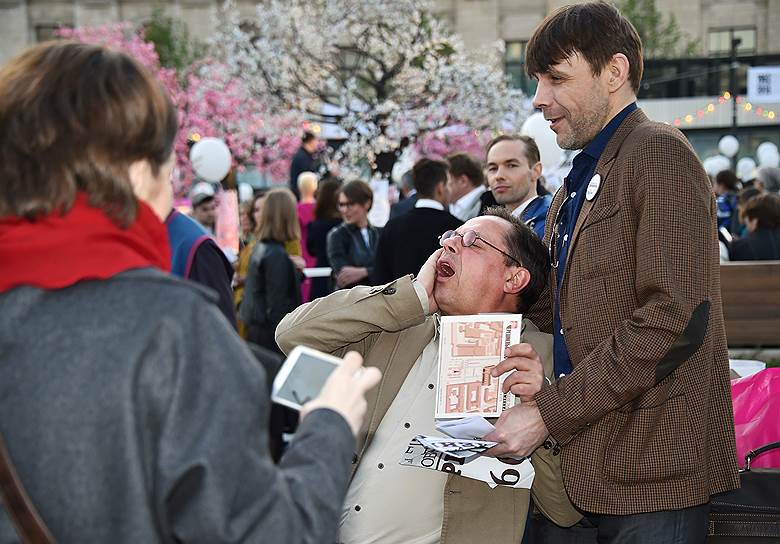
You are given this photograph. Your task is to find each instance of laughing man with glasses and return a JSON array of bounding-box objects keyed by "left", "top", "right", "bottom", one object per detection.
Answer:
[{"left": 276, "top": 207, "right": 578, "bottom": 544}]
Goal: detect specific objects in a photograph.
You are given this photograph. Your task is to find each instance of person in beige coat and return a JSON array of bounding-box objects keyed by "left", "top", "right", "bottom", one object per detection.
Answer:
[{"left": 277, "top": 207, "right": 579, "bottom": 544}]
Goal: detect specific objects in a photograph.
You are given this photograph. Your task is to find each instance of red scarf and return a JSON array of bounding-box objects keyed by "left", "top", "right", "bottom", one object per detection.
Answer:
[{"left": 0, "top": 192, "right": 171, "bottom": 292}]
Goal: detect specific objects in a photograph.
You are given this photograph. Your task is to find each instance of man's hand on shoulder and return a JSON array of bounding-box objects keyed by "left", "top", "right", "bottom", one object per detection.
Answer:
[{"left": 416, "top": 249, "right": 442, "bottom": 315}]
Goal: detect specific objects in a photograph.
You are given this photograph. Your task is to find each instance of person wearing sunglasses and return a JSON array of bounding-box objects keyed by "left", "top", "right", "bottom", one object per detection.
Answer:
[{"left": 276, "top": 207, "right": 580, "bottom": 544}]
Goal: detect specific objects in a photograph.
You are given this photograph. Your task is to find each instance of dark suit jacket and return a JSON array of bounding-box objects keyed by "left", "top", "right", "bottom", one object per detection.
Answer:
[
  {"left": 526, "top": 108, "right": 739, "bottom": 514},
  {"left": 389, "top": 193, "right": 418, "bottom": 220},
  {"left": 372, "top": 206, "right": 463, "bottom": 284},
  {"left": 478, "top": 189, "right": 498, "bottom": 215},
  {"left": 728, "top": 228, "right": 780, "bottom": 261},
  {"left": 289, "top": 147, "right": 317, "bottom": 201}
]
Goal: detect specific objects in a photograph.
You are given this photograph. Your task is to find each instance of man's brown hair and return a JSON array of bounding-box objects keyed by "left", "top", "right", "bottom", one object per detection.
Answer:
[
  {"left": 256, "top": 188, "right": 301, "bottom": 243},
  {"left": 526, "top": 1, "right": 644, "bottom": 93},
  {"left": 0, "top": 41, "right": 178, "bottom": 227},
  {"left": 485, "top": 135, "right": 541, "bottom": 166},
  {"left": 412, "top": 158, "right": 449, "bottom": 197},
  {"left": 743, "top": 193, "right": 780, "bottom": 230},
  {"left": 446, "top": 153, "right": 484, "bottom": 187}
]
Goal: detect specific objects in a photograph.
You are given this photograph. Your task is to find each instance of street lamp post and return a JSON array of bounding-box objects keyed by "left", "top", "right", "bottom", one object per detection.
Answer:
[{"left": 729, "top": 29, "right": 742, "bottom": 133}]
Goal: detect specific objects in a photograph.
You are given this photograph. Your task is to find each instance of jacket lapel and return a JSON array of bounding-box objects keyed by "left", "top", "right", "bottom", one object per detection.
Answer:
[
  {"left": 561, "top": 109, "right": 649, "bottom": 285},
  {"left": 545, "top": 186, "right": 569, "bottom": 297}
]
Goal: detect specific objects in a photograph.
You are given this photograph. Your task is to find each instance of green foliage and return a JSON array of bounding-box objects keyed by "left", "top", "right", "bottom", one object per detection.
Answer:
[
  {"left": 617, "top": 0, "right": 699, "bottom": 59},
  {"left": 143, "top": 8, "right": 205, "bottom": 73}
]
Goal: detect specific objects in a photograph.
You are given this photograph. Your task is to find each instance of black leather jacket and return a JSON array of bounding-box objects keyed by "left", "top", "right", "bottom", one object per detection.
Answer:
[
  {"left": 240, "top": 240, "right": 301, "bottom": 340},
  {"left": 326, "top": 223, "right": 381, "bottom": 288}
]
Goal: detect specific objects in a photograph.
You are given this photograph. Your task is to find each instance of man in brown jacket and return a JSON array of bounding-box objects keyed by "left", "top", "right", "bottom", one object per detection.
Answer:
[
  {"left": 483, "top": 2, "right": 740, "bottom": 542},
  {"left": 276, "top": 207, "right": 568, "bottom": 543}
]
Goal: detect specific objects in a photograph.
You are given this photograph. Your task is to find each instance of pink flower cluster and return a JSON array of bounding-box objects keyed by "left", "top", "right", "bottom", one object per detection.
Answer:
[
  {"left": 413, "top": 128, "right": 492, "bottom": 161},
  {"left": 59, "top": 23, "right": 304, "bottom": 196}
]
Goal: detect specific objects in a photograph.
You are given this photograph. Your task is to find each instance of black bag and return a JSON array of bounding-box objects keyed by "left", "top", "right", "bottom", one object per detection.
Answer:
[{"left": 708, "top": 441, "right": 780, "bottom": 543}]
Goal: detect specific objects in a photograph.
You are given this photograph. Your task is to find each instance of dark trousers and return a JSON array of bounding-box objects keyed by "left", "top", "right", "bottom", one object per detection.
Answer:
[{"left": 530, "top": 503, "right": 710, "bottom": 544}]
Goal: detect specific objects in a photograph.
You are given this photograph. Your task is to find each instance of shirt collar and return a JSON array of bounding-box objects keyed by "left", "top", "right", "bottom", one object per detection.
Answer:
[
  {"left": 415, "top": 198, "right": 445, "bottom": 211},
  {"left": 581, "top": 102, "right": 637, "bottom": 161},
  {"left": 510, "top": 195, "right": 539, "bottom": 218},
  {"left": 452, "top": 185, "right": 486, "bottom": 210}
]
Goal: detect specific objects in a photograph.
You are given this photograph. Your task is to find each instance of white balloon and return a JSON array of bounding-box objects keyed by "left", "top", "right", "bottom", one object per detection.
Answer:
[
  {"left": 702, "top": 157, "right": 716, "bottom": 177},
  {"left": 718, "top": 135, "right": 740, "bottom": 158},
  {"left": 756, "top": 142, "right": 778, "bottom": 162},
  {"left": 736, "top": 157, "right": 757, "bottom": 180},
  {"left": 190, "top": 137, "right": 232, "bottom": 183},
  {"left": 238, "top": 182, "right": 254, "bottom": 203},
  {"left": 759, "top": 149, "right": 780, "bottom": 168},
  {"left": 705, "top": 155, "right": 731, "bottom": 177},
  {"left": 520, "top": 112, "right": 564, "bottom": 171}
]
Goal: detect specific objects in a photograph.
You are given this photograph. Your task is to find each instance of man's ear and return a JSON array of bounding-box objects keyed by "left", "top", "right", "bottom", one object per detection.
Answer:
[
  {"left": 607, "top": 53, "right": 631, "bottom": 93},
  {"left": 531, "top": 161, "right": 543, "bottom": 182},
  {"left": 505, "top": 266, "right": 530, "bottom": 295},
  {"left": 435, "top": 180, "right": 449, "bottom": 202}
]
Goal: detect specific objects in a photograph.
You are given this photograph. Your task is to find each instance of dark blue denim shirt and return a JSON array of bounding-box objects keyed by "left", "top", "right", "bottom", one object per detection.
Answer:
[{"left": 552, "top": 102, "right": 637, "bottom": 377}]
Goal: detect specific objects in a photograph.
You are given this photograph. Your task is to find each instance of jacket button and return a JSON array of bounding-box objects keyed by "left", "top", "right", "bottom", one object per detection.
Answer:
[
  {"left": 543, "top": 440, "right": 552, "bottom": 449},
  {"left": 382, "top": 286, "right": 396, "bottom": 295},
  {"left": 352, "top": 453, "right": 358, "bottom": 464}
]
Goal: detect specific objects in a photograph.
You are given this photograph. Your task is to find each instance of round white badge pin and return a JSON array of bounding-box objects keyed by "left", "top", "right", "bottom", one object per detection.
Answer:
[{"left": 586, "top": 174, "right": 601, "bottom": 201}]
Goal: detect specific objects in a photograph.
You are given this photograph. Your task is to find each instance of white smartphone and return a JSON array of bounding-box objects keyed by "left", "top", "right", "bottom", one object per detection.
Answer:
[{"left": 271, "top": 345, "right": 342, "bottom": 411}]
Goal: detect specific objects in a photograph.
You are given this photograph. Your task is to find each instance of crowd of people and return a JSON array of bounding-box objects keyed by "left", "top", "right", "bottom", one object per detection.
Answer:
[
  {"left": 713, "top": 167, "right": 780, "bottom": 260},
  {"left": 212, "top": 129, "right": 562, "bottom": 331},
  {"left": 1, "top": 1, "right": 773, "bottom": 542}
]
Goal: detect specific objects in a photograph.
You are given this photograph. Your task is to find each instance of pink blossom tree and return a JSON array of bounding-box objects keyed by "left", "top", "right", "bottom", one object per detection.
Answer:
[
  {"left": 413, "top": 127, "right": 494, "bottom": 161},
  {"left": 60, "top": 23, "right": 303, "bottom": 195}
]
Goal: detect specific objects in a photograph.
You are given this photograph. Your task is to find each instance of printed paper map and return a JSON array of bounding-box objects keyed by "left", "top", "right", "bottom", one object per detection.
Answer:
[{"left": 435, "top": 314, "right": 522, "bottom": 419}]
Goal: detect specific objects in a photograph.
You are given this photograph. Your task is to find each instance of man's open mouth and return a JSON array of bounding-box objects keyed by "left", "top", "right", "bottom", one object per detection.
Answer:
[
  {"left": 547, "top": 117, "right": 562, "bottom": 131},
  {"left": 437, "top": 262, "right": 455, "bottom": 277}
]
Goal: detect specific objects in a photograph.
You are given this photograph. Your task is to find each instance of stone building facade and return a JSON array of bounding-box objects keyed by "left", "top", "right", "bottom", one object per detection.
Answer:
[{"left": 2, "top": 0, "right": 780, "bottom": 66}]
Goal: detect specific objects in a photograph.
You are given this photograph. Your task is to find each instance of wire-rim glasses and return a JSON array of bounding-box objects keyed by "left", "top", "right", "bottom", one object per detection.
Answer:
[{"left": 439, "top": 229, "right": 524, "bottom": 267}]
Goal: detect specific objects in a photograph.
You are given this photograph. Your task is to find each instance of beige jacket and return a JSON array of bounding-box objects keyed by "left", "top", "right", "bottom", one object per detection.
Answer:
[{"left": 277, "top": 275, "right": 577, "bottom": 544}]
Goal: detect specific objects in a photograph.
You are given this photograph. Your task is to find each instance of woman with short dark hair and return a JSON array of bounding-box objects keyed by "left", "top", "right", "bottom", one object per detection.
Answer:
[{"left": 327, "top": 179, "right": 381, "bottom": 289}]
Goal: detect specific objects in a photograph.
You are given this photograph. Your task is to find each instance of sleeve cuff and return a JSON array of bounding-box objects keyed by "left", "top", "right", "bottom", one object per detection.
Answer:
[
  {"left": 535, "top": 381, "right": 586, "bottom": 446},
  {"left": 412, "top": 278, "right": 430, "bottom": 315}
]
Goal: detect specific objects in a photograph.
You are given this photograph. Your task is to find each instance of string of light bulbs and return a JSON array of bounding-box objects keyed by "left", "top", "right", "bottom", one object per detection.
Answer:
[{"left": 670, "top": 91, "right": 776, "bottom": 127}]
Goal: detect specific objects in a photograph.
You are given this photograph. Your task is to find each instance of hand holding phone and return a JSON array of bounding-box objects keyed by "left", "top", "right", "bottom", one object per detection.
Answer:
[{"left": 272, "top": 347, "right": 381, "bottom": 436}]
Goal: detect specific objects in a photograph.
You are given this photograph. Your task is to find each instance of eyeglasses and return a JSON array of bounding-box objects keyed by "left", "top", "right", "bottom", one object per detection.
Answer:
[
  {"left": 548, "top": 192, "right": 571, "bottom": 269},
  {"left": 439, "top": 229, "right": 523, "bottom": 267},
  {"left": 337, "top": 200, "right": 358, "bottom": 209}
]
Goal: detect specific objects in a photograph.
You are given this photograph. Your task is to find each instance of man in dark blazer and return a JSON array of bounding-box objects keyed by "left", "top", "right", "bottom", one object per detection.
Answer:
[
  {"left": 483, "top": 3, "right": 739, "bottom": 542},
  {"left": 372, "top": 159, "right": 463, "bottom": 284},
  {"left": 288, "top": 131, "right": 320, "bottom": 201}
]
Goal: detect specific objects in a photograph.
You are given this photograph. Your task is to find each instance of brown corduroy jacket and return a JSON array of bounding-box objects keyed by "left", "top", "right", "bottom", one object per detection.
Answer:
[{"left": 527, "top": 108, "right": 740, "bottom": 515}]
